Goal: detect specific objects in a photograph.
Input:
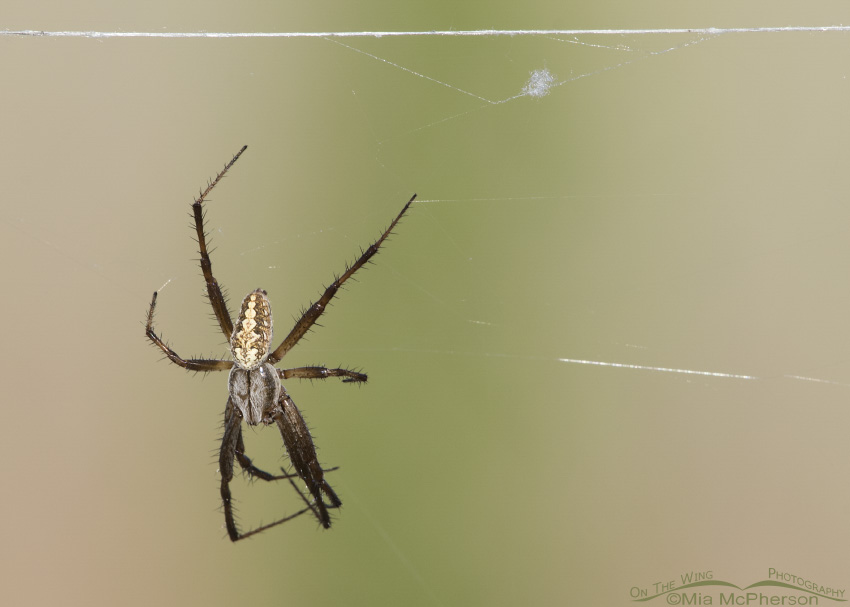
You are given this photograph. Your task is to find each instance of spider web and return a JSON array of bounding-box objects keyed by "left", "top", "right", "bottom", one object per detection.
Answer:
[
  {"left": 3, "top": 22, "right": 850, "bottom": 607},
  {"left": 3, "top": 25, "right": 836, "bottom": 384}
]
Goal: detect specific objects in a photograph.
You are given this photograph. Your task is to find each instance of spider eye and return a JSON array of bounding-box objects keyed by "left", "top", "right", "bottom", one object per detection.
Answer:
[{"left": 231, "top": 289, "right": 274, "bottom": 369}]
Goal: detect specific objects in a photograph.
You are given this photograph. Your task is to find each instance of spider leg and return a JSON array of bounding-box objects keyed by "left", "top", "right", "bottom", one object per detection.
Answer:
[
  {"left": 145, "top": 292, "right": 234, "bottom": 372},
  {"left": 267, "top": 194, "right": 416, "bottom": 364},
  {"left": 279, "top": 366, "right": 368, "bottom": 383},
  {"left": 220, "top": 397, "right": 244, "bottom": 540},
  {"left": 220, "top": 397, "right": 314, "bottom": 541},
  {"left": 233, "top": 425, "right": 300, "bottom": 481},
  {"left": 273, "top": 387, "right": 342, "bottom": 529},
  {"left": 193, "top": 146, "right": 247, "bottom": 340},
  {"left": 235, "top": 422, "right": 341, "bottom": 528},
  {"left": 235, "top": 425, "right": 341, "bottom": 481}
]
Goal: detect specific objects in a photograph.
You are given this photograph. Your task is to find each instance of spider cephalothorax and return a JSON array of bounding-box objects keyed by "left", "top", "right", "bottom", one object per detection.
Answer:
[{"left": 145, "top": 145, "right": 415, "bottom": 540}]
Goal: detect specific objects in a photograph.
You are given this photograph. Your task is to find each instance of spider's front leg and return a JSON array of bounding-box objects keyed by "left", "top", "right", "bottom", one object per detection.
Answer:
[
  {"left": 219, "top": 398, "right": 314, "bottom": 542},
  {"left": 234, "top": 418, "right": 341, "bottom": 481},
  {"left": 233, "top": 425, "right": 299, "bottom": 481},
  {"left": 273, "top": 388, "right": 342, "bottom": 529},
  {"left": 234, "top": 422, "right": 341, "bottom": 527}
]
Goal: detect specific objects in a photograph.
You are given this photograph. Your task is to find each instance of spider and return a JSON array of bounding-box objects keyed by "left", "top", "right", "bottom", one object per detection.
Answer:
[{"left": 145, "top": 145, "right": 416, "bottom": 541}]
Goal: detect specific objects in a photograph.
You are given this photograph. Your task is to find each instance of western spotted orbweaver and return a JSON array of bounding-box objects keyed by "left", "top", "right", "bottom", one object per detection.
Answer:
[{"left": 145, "top": 145, "right": 416, "bottom": 541}]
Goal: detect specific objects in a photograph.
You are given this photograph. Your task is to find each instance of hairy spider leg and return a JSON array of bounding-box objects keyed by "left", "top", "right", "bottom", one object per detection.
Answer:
[
  {"left": 145, "top": 145, "right": 417, "bottom": 540},
  {"left": 220, "top": 395, "right": 342, "bottom": 539},
  {"left": 192, "top": 145, "right": 247, "bottom": 340},
  {"left": 145, "top": 292, "right": 234, "bottom": 372},
  {"left": 279, "top": 366, "right": 368, "bottom": 383},
  {"left": 220, "top": 397, "right": 321, "bottom": 541},
  {"left": 274, "top": 389, "right": 342, "bottom": 528},
  {"left": 267, "top": 194, "right": 417, "bottom": 364}
]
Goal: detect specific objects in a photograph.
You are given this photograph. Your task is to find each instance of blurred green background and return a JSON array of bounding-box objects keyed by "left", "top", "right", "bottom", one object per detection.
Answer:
[{"left": 4, "top": 3, "right": 850, "bottom": 606}]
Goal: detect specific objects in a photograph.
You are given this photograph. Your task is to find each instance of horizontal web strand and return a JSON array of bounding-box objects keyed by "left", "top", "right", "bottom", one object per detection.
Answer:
[{"left": 3, "top": 26, "right": 850, "bottom": 39}]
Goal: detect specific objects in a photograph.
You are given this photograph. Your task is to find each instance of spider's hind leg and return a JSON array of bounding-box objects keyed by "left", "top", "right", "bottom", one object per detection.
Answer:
[
  {"left": 267, "top": 194, "right": 417, "bottom": 364},
  {"left": 192, "top": 146, "right": 247, "bottom": 341}
]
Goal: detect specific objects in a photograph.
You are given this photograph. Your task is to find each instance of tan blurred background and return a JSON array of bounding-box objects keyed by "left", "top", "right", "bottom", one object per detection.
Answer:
[{"left": 3, "top": 3, "right": 850, "bottom": 606}]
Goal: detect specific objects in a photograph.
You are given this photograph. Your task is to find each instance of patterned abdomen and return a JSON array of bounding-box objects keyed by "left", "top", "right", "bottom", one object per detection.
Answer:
[{"left": 231, "top": 289, "right": 273, "bottom": 370}]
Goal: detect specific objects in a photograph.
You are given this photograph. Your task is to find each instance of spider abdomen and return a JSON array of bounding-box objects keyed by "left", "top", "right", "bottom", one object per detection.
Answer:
[
  {"left": 228, "top": 363, "right": 281, "bottom": 425},
  {"left": 231, "top": 289, "right": 273, "bottom": 370}
]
